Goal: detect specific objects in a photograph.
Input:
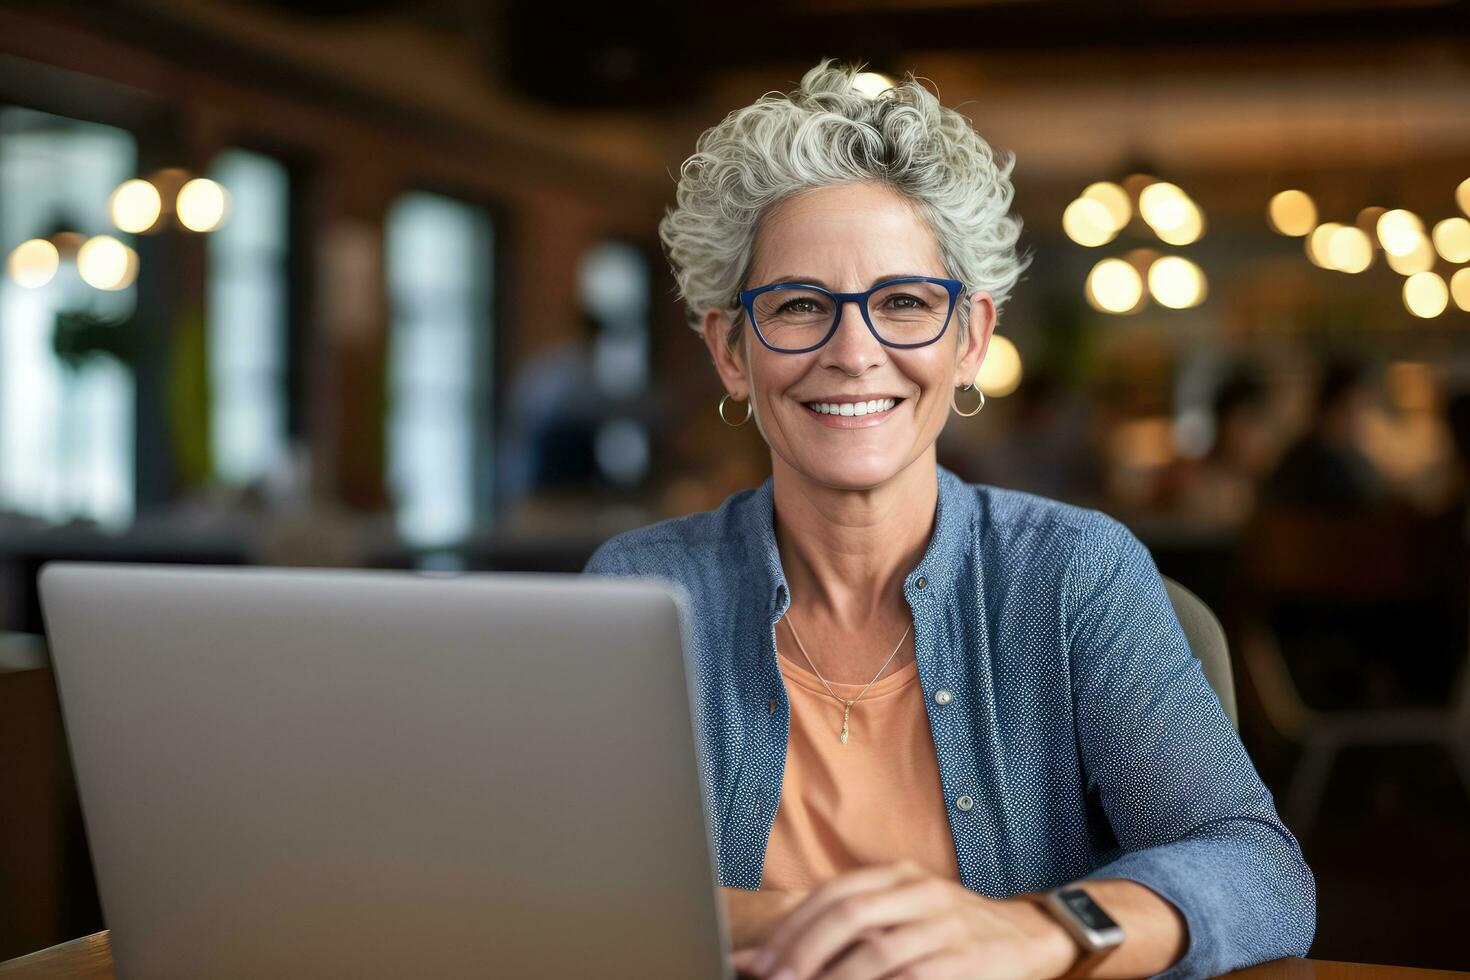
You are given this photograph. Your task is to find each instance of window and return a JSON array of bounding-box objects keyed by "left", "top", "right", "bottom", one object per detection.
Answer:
[
  {"left": 385, "top": 191, "right": 494, "bottom": 548},
  {"left": 0, "top": 106, "right": 136, "bottom": 527},
  {"left": 581, "top": 240, "right": 651, "bottom": 487},
  {"left": 206, "top": 148, "right": 291, "bottom": 486}
]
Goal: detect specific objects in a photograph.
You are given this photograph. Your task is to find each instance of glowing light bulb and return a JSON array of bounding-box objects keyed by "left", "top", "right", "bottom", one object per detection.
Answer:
[
  {"left": 1403, "top": 272, "right": 1448, "bottom": 318},
  {"left": 176, "top": 178, "right": 228, "bottom": 232},
  {"left": 975, "top": 334, "right": 1022, "bottom": 397},
  {"left": 1268, "top": 190, "right": 1317, "bottom": 237},
  {"left": 1086, "top": 258, "right": 1144, "bottom": 314},
  {"left": 6, "top": 238, "right": 60, "bottom": 288},
  {"left": 77, "top": 235, "right": 139, "bottom": 290},
  {"left": 109, "top": 178, "right": 162, "bottom": 234},
  {"left": 1147, "top": 255, "right": 1207, "bottom": 308}
]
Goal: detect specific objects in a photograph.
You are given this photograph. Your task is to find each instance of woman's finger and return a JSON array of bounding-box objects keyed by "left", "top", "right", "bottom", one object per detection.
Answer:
[
  {"left": 874, "top": 949, "right": 978, "bottom": 980},
  {"left": 731, "top": 946, "right": 765, "bottom": 977},
  {"left": 761, "top": 874, "right": 956, "bottom": 980},
  {"left": 761, "top": 861, "right": 927, "bottom": 957},
  {"left": 816, "top": 913, "right": 965, "bottom": 980}
]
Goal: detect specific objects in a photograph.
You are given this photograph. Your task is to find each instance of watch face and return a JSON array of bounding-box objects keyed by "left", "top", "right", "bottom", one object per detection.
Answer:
[{"left": 1057, "top": 888, "right": 1120, "bottom": 932}]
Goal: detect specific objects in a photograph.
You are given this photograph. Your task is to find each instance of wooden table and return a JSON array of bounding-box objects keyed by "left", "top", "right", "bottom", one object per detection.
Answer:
[{"left": 1, "top": 931, "right": 1466, "bottom": 978}]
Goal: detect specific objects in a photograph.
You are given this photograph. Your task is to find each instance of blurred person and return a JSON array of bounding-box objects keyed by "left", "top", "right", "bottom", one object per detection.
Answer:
[
  {"left": 585, "top": 59, "right": 1312, "bottom": 979},
  {"left": 1261, "top": 359, "right": 1387, "bottom": 512},
  {"left": 1158, "top": 369, "right": 1278, "bottom": 528},
  {"left": 1247, "top": 365, "right": 1458, "bottom": 714},
  {"left": 499, "top": 311, "right": 601, "bottom": 508}
]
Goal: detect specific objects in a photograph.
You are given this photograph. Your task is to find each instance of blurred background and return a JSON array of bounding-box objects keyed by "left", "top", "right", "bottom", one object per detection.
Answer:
[{"left": 1, "top": 0, "right": 1469, "bottom": 969}]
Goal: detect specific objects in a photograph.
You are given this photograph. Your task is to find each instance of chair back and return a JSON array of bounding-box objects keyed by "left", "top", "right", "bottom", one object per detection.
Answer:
[{"left": 1163, "top": 576, "right": 1239, "bottom": 731}]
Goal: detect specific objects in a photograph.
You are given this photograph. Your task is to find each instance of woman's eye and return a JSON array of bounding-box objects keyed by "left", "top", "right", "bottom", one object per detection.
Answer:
[
  {"left": 778, "top": 299, "right": 821, "bottom": 314},
  {"left": 886, "top": 294, "right": 928, "bottom": 309}
]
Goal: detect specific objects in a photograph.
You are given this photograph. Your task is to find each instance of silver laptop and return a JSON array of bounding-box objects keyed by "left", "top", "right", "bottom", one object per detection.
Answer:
[{"left": 38, "top": 562, "right": 730, "bottom": 979}]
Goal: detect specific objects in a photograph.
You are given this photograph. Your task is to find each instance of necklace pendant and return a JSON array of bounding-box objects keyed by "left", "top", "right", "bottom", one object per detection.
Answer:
[{"left": 839, "top": 701, "right": 852, "bottom": 744}]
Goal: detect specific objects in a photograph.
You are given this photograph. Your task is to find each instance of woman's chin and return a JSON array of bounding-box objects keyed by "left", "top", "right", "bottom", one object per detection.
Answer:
[{"left": 792, "top": 452, "right": 913, "bottom": 492}]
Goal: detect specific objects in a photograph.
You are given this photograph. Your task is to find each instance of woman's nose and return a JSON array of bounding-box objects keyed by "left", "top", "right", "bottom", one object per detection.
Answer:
[{"left": 819, "top": 301, "right": 886, "bottom": 374}]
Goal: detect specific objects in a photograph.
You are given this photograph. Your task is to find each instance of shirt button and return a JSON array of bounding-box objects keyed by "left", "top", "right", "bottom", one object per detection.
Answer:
[
  {"left": 955, "top": 794, "right": 974, "bottom": 812},
  {"left": 915, "top": 576, "right": 928, "bottom": 590},
  {"left": 933, "top": 689, "right": 953, "bottom": 705}
]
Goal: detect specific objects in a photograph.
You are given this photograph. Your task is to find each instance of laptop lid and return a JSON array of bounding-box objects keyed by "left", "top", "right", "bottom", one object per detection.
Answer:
[{"left": 39, "top": 562, "right": 729, "bottom": 979}]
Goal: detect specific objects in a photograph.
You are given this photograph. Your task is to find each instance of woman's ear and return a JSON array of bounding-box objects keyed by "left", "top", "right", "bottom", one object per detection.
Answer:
[
  {"left": 954, "top": 291, "right": 997, "bottom": 388},
  {"left": 702, "top": 307, "right": 749, "bottom": 397}
]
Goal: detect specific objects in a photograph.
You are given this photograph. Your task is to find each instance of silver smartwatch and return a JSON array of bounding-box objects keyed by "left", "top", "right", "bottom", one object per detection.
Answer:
[{"left": 1037, "top": 886, "right": 1125, "bottom": 978}]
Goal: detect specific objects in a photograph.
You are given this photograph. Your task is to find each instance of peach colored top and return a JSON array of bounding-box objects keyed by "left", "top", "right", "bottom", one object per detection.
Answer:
[{"left": 760, "top": 642, "right": 962, "bottom": 892}]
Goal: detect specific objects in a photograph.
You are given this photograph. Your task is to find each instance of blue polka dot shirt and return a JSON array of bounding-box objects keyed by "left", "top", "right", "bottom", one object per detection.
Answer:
[{"left": 584, "top": 465, "right": 1315, "bottom": 977}]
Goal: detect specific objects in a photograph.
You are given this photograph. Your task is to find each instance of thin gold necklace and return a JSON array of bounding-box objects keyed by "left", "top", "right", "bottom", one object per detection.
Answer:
[{"left": 782, "top": 610, "right": 911, "bottom": 744}]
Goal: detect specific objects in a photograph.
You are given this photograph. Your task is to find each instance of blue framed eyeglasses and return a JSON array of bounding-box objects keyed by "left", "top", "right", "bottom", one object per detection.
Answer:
[{"left": 736, "top": 276, "right": 966, "bottom": 354}]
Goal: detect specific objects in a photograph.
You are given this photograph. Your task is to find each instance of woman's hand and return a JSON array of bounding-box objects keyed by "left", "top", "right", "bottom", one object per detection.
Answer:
[
  {"left": 729, "top": 861, "right": 1077, "bottom": 980},
  {"left": 724, "top": 885, "right": 811, "bottom": 951}
]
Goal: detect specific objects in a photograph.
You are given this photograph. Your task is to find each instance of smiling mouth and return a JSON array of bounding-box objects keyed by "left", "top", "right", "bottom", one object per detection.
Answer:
[{"left": 804, "top": 397, "right": 903, "bottom": 417}]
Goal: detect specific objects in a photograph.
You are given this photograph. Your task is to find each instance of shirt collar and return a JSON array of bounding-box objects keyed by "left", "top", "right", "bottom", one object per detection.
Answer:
[{"left": 745, "top": 464, "right": 973, "bottom": 626}]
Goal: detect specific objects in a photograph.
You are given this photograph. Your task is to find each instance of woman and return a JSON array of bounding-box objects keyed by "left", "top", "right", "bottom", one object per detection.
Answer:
[{"left": 585, "top": 59, "right": 1314, "bottom": 979}]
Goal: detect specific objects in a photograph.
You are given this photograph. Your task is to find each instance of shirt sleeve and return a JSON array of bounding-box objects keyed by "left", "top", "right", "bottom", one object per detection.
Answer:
[
  {"left": 1064, "top": 510, "right": 1316, "bottom": 978},
  {"left": 583, "top": 537, "right": 635, "bottom": 576}
]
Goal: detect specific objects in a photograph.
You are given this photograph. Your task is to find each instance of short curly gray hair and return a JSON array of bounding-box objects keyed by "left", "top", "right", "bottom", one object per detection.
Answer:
[{"left": 658, "top": 57, "right": 1032, "bottom": 349}]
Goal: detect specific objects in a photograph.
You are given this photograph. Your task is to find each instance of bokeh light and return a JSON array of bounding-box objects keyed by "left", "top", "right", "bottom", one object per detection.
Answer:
[
  {"left": 6, "top": 238, "right": 60, "bottom": 288},
  {"left": 851, "top": 72, "right": 897, "bottom": 98},
  {"left": 1268, "top": 190, "right": 1317, "bottom": 236},
  {"left": 1385, "top": 235, "right": 1436, "bottom": 276},
  {"left": 1154, "top": 199, "right": 1204, "bottom": 245},
  {"left": 1377, "top": 209, "right": 1426, "bottom": 256},
  {"left": 976, "top": 334, "right": 1023, "bottom": 397},
  {"left": 76, "top": 235, "right": 139, "bottom": 290},
  {"left": 1306, "top": 222, "right": 1343, "bottom": 269},
  {"left": 1081, "top": 181, "right": 1131, "bottom": 231},
  {"left": 176, "top": 178, "right": 229, "bottom": 232},
  {"left": 1403, "top": 271, "right": 1448, "bottom": 318},
  {"left": 1139, "top": 182, "right": 1196, "bottom": 240},
  {"left": 1086, "top": 258, "right": 1144, "bottom": 313},
  {"left": 1327, "top": 225, "right": 1374, "bottom": 274},
  {"left": 1147, "top": 255, "right": 1207, "bottom": 308},
  {"left": 109, "top": 178, "right": 162, "bottom": 234},
  {"left": 1431, "top": 217, "right": 1470, "bottom": 264},
  {"left": 1451, "top": 268, "right": 1470, "bottom": 312},
  {"left": 1063, "top": 196, "right": 1118, "bottom": 247},
  {"left": 1355, "top": 205, "right": 1386, "bottom": 236}
]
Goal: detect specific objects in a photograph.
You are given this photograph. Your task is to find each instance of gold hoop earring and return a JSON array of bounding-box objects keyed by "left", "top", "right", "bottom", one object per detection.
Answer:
[
  {"left": 952, "top": 382, "right": 985, "bottom": 418},
  {"left": 718, "top": 393, "right": 753, "bottom": 427}
]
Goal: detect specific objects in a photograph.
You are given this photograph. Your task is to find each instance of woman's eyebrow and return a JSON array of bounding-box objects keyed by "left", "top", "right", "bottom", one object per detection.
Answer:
[{"left": 765, "top": 273, "right": 935, "bottom": 289}]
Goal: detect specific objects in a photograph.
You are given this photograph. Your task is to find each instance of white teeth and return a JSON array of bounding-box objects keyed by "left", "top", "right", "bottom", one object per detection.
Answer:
[{"left": 805, "top": 399, "right": 893, "bottom": 414}]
